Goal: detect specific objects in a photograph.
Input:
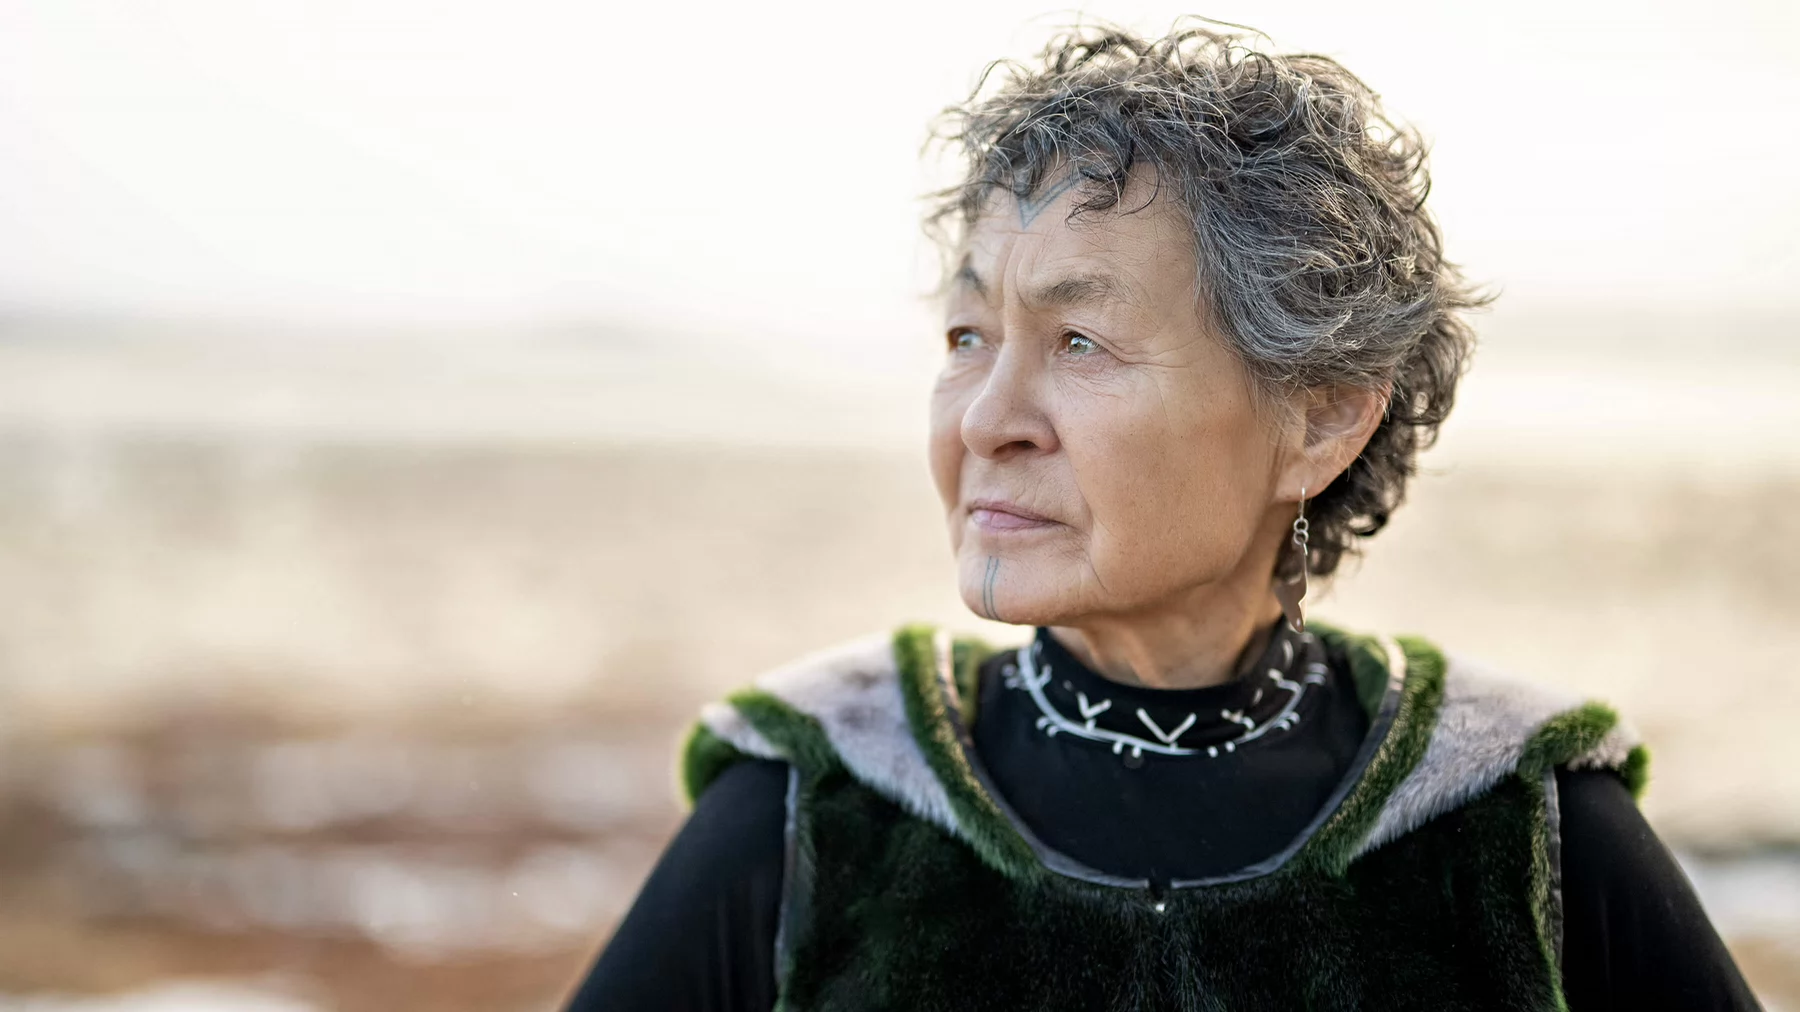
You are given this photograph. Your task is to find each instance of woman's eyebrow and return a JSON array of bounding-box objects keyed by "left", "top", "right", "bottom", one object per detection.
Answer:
[
  {"left": 1023, "top": 272, "right": 1134, "bottom": 311},
  {"left": 952, "top": 261, "right": 1134, "bottom": 311},
  {"left": 952, "top": 260, "right": 989, "bottom": 299}
]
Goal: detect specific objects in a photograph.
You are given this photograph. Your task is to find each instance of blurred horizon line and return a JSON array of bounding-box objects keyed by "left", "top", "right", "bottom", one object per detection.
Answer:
[
  {"left": 1, "top": 303, "right": 1795, "bottom": 471},
  {"left": 4, "top": 299, "right": 1799, "bottom": 347}
]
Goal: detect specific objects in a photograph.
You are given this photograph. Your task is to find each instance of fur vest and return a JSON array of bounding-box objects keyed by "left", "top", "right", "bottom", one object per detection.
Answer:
[{"left": 681, "top": 619, "right": 1648, "bottom": 1011}]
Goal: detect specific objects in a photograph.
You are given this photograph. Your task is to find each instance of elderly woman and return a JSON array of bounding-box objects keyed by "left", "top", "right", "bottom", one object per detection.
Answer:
[{"left": 567, "top": 23, "right": 1759, "bottom": 1012}]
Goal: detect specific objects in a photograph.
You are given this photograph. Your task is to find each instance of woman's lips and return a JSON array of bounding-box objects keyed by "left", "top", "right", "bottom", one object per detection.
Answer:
[{"left": 967, "top": 500, "right": 1059, "bottom": 531}]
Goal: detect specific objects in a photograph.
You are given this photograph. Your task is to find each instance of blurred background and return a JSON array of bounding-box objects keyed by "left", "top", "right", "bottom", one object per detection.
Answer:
[{"left": 1, "top": 0, "right": 1797, "bottom": 1008}]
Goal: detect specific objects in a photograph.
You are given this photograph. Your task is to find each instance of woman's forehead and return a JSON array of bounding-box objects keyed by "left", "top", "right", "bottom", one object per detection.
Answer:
[{"left": 955, "top": 184, "right": 1197, "bottom": 309}]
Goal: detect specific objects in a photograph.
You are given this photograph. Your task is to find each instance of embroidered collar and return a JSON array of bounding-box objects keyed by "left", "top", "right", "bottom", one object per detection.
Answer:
[{"left": 1005, "top": 620, "right": 1328, "bottom": 763}]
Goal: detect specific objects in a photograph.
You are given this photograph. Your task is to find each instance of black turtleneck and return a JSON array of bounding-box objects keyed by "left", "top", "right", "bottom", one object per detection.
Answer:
[
  {"left": 565, "top": 619, "right": 1762, "bottom": 1012},
  {"left": 969, "top": 621, "right": 1367, "bottom": 885}
]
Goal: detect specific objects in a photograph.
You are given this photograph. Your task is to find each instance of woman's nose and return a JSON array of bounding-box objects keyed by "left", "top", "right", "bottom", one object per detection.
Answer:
[{"left": 960, "top": 342, "right": 1058, "bottom": 459}]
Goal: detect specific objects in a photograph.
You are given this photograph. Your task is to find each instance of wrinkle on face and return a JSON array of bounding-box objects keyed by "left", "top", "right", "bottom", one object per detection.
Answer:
[{"left": 927, "top": 169, "right": 1282, "bottom": 630}]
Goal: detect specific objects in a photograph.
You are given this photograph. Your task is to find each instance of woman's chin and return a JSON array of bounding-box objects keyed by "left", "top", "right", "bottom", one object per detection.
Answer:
[
  {"left": 963, "top": 594, "right": 1054, "bottom": 627},
  {"left": 957, "top": 558, "right": 1069, "bottom": 627}
]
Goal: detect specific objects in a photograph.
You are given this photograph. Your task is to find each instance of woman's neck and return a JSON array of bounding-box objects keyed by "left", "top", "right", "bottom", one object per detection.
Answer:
[{"left": 1046, "top": 591, "right": 1285, "bottom": 691}]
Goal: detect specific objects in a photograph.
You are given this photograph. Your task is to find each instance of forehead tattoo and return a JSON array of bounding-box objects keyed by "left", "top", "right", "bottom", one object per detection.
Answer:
[{"left": 1015, "top": 173, "right": 1082, "bottom": 227}]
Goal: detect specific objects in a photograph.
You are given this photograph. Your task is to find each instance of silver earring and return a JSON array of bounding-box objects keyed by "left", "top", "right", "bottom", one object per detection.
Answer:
[{"left": 1273, "top": 487, "right": 1310, "bottom": 633}]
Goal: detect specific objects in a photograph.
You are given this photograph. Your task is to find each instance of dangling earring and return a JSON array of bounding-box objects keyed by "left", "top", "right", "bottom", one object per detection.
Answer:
[{"left": 1273, "top": 487, "right": 1310, "bottom": 633}]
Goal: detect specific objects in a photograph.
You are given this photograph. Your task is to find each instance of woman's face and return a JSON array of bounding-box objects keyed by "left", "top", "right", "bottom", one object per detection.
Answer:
[{"left": 928, "top": 175, "right": 1291, "bottom": 627}]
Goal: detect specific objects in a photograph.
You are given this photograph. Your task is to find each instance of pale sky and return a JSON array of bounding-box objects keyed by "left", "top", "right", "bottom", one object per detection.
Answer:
[{"left": 2, "top": 0, "right": 1796, "bottom": 375}]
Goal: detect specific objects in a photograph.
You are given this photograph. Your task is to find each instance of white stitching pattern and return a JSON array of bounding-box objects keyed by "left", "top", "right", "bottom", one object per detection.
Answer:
[{"left": 1008, "top": 637, "right": 1327, "bottom": 763}]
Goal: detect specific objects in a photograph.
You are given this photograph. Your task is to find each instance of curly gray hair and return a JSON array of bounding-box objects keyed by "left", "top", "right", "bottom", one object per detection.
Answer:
[{"left": 926, "top": 20, "right": 1489, "bottom": 580}]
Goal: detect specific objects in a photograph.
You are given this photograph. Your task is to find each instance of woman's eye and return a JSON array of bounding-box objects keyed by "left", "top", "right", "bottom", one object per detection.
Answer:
[
  {"left": 1064, "top": 332, "right": 1100, "bottom": 356},
  {"left": 948, "top": 328, "right": 985, "bottom": 352}
]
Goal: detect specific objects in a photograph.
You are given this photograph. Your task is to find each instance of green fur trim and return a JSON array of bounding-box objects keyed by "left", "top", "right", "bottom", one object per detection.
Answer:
[
  {"left": 678, "top": 689, "right": 840, "bottom": 805},
  {"left": 880, "top": 620, "right": 1446, "bottom": 885},
  {"left": 730, "top": 688, "right": 842, "bottom": 774},
  {"left": 892, "top": 624, "right": 1045, "bottom": 883},
  {"left": 1518, "top": 702, "right": 1618, "bottom": 780},
  {"left": 679, "top": 721, "right": 745, "bottom": 807},
  {"left": 949, "top": 635, "right": 994, "bottom": 726},
  {"left": 1297, "top": 629, "right": 1448, "bottom": 875},
  {"left": 1306, "top": 617, "right": 1398, "bottom": 718},
  {"left": 1622, "top": 743, "right": 1652, "bottom": 800},
  {"left": 1523, "top": 771, "right": 1571, "bottom": 1012},
  {"left": 1519, "top": 701, "right": 1650, "bottom": 801}
]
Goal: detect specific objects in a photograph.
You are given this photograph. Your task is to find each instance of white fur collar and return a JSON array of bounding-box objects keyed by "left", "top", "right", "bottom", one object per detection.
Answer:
[{"left": 699, "top": 630, "right": 1640, "bottom": 867}]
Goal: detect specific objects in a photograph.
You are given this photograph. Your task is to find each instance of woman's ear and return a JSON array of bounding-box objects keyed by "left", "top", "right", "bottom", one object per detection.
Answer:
[{"left": 1278, "top": 382, "right": 1390, "bottom": 500}]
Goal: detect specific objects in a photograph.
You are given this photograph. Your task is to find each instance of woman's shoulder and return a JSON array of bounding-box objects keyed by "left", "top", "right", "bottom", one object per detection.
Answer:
[
  {"left": 1307, "top": 621, "right": 1646, "bottom": 779},
  {"left": 681, "top": 630, "right": 892, "bottom": 798},
  {"left": 1426, "top": 643, "right": 1648, "bottom": 792},
  {"left": 568, "top": 754, "right": 789, "bottom": 1011},
  {"left": 678, "top": 624, "right": 1008, "bottom": 826},
  {"left": 1346, "top": 629, "right": 1651, "bottom": 857},
  {"left": 1553, "top": 765, "right": 1764, "bottom": 1009}
]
